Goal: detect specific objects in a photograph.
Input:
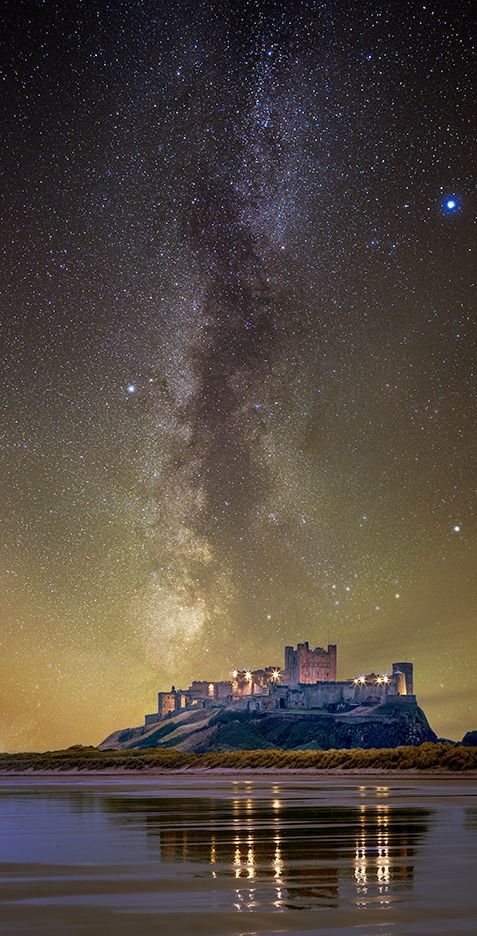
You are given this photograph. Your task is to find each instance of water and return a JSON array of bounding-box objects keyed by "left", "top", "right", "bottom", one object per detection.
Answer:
[{"left": 0, "top": 775, "right": 476, "bottom": 934}]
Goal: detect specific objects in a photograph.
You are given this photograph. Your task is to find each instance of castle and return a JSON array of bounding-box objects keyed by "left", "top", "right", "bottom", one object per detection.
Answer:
[{"left": 144, "top": 641, "right": 415, "bottom": 726}]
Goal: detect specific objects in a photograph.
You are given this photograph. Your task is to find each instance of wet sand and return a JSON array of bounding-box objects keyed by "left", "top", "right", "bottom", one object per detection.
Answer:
[{"left": 1, "top": 774, "right": 476, "bottom": 935}]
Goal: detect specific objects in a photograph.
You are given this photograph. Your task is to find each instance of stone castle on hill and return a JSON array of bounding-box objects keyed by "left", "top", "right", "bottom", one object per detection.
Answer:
[{"left": 144, "top": 641, "right": 415, "bottom": 726}]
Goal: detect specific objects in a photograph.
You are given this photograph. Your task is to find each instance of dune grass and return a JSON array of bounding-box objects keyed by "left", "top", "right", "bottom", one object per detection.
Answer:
[{"left": 0, "top": 742, "right": 476, "bottom": 772}]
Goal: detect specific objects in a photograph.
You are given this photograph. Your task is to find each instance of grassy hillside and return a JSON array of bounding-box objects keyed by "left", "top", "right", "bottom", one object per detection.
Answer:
[
  {"left": 99, "top": 699, "right": 437, "bottom": 752},
  {"left": 0, "top": 742, "right": 476, "bottom": 772}
]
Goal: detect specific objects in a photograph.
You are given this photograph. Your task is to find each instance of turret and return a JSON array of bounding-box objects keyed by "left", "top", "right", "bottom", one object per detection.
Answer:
[{"left": 392, "top": 662, "right": 413, "bottom": 695}]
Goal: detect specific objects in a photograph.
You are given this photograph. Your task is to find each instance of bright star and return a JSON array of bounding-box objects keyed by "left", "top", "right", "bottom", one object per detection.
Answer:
[
  {"left": 453, "top": 524, "right": 461, "bottom": 533},
  {"left": 443, "top": 196, "right": 460, "bottom": 213},
  {"left": 127, "top": 384, "right": 136, "bottom": 394}
]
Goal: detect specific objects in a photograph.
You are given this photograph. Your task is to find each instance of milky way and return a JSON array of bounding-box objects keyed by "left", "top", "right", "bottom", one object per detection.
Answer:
[{"left": 1, "top": 1, "right": 475, "bottom": 749}]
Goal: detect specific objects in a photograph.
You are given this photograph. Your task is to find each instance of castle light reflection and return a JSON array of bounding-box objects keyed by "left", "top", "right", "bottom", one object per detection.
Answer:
[
  {"left": 377, "top": 807, "right": 391, "bottom": 893},
  {"left": 354, "top": 804, "right": 394, "bottom": 908},
  {"left": 105, "top": 789, "right": 429, "bottom": 912},
  {"left": 246, "top": 833, "right": 256, "bottom": 879},
  {"left": 273, "top": 835, "right": 284, "bottom": 881}
]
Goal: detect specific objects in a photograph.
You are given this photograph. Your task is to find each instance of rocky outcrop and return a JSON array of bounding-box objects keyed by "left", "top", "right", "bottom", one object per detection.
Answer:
[{"left": 100, "top": 697, "right": 436, "bottom": 752}]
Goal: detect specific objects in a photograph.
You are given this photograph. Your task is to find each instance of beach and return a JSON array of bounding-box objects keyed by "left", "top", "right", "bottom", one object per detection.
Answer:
[{"left": 1, "top": 773, "right": 476, "bottom": 934}]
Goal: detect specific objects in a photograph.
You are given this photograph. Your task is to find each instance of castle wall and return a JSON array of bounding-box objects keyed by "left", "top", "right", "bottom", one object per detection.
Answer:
[
  {"left": 232, "top": 668, "right": 279, "bottom": 698},
  {"left": 280, "top": 682, "right": 354, "bottom": 709},
  {"left": 189, "top": 681, "right": 211, "bottom": 701},
  {"left": 303, "top": 682, "right": 356, "bottom": 707},
  {"left": 353, "top": 682, "right": 390, "bottom": 704},
  {"left": 252, "top": 669, "right": 280, "bottom": 695},
  {"left": 271, "top": 669, "right": 410, "bottom": 712},
  {"left": 183, "top": 680, "right": 234, "bottom": 703},
  {"left": 145, "top": 712, "right": 160, "bottom": 725},
  {"left": 232, "top": 672, "right": 252, "bottom": 697},
  {"left": 214, "top": 681, "right": 233, "bottom": 702}
]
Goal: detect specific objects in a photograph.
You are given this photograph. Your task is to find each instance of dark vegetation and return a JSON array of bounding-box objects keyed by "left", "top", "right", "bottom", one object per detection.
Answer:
[{"left": 0, "top": 742, "right": 476, "bottom": 772}]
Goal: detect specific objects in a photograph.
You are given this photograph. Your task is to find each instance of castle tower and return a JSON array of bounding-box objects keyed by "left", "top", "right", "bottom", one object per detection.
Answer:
[
  {"left": 392, "top": 662, "right": 414, "bottom": 695},
  {"left": 284, "top": 642, "right": 337, "bottom": 687}
]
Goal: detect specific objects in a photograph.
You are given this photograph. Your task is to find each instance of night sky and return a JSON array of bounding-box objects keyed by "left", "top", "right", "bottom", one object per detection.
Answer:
[{"left": 1, "top": 1, "right": 475, "bottom": 751}]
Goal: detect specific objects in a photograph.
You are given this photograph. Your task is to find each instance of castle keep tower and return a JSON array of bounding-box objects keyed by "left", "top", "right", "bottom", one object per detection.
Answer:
[{"left": 284, "top": 642, "right": 337, "bottom": 687}]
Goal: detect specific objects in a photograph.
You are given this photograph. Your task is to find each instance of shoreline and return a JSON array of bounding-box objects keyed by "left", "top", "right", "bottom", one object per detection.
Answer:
[{"left": 1, "top": 766, "right": 477, "bottom": 779}]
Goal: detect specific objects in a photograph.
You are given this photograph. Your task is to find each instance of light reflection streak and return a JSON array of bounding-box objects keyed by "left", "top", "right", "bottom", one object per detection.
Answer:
[
  {"left": 354, "top": 804, "right": 394, "bottom": 908},
  {"left": 159, "top": 789, "right": 418, "bottom": 914},
  {"left": 376, "top": 807, "right": 391, "bottom": 901},
  {"left": 247, "top": 833, "right": 255, "bottom": 879}
]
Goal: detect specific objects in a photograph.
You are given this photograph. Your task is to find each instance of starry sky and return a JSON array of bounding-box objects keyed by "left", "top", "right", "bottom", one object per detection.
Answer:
[{"left": 1, "top": 0, "right": 475, "bottom": 751}]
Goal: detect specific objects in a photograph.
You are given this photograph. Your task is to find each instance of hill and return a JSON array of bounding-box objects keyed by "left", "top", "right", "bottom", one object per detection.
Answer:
[{"left": 99, "top": 698, "right": 436, "bottom": 753}]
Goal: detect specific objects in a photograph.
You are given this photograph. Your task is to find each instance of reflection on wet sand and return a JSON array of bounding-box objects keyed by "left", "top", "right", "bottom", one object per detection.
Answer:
[
  {"left": 102, "top": 788, "right": 431, "bottom": 911},
  {"left": 1, "top": 778, "right": 476, "bottom": 935}
]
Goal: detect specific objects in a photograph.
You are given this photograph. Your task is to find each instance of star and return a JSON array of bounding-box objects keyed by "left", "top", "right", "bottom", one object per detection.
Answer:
[
  {"left": 442, "top": 196, "right": 460, "bottom": 213},
  {"left": 127, "top": 384, "right": 137, "bottom": 394}
]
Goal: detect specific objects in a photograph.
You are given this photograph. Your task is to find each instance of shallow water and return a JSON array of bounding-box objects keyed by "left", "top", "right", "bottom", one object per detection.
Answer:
[{"left": 0, "top": 775, "right": 476, "bottom": 934}]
